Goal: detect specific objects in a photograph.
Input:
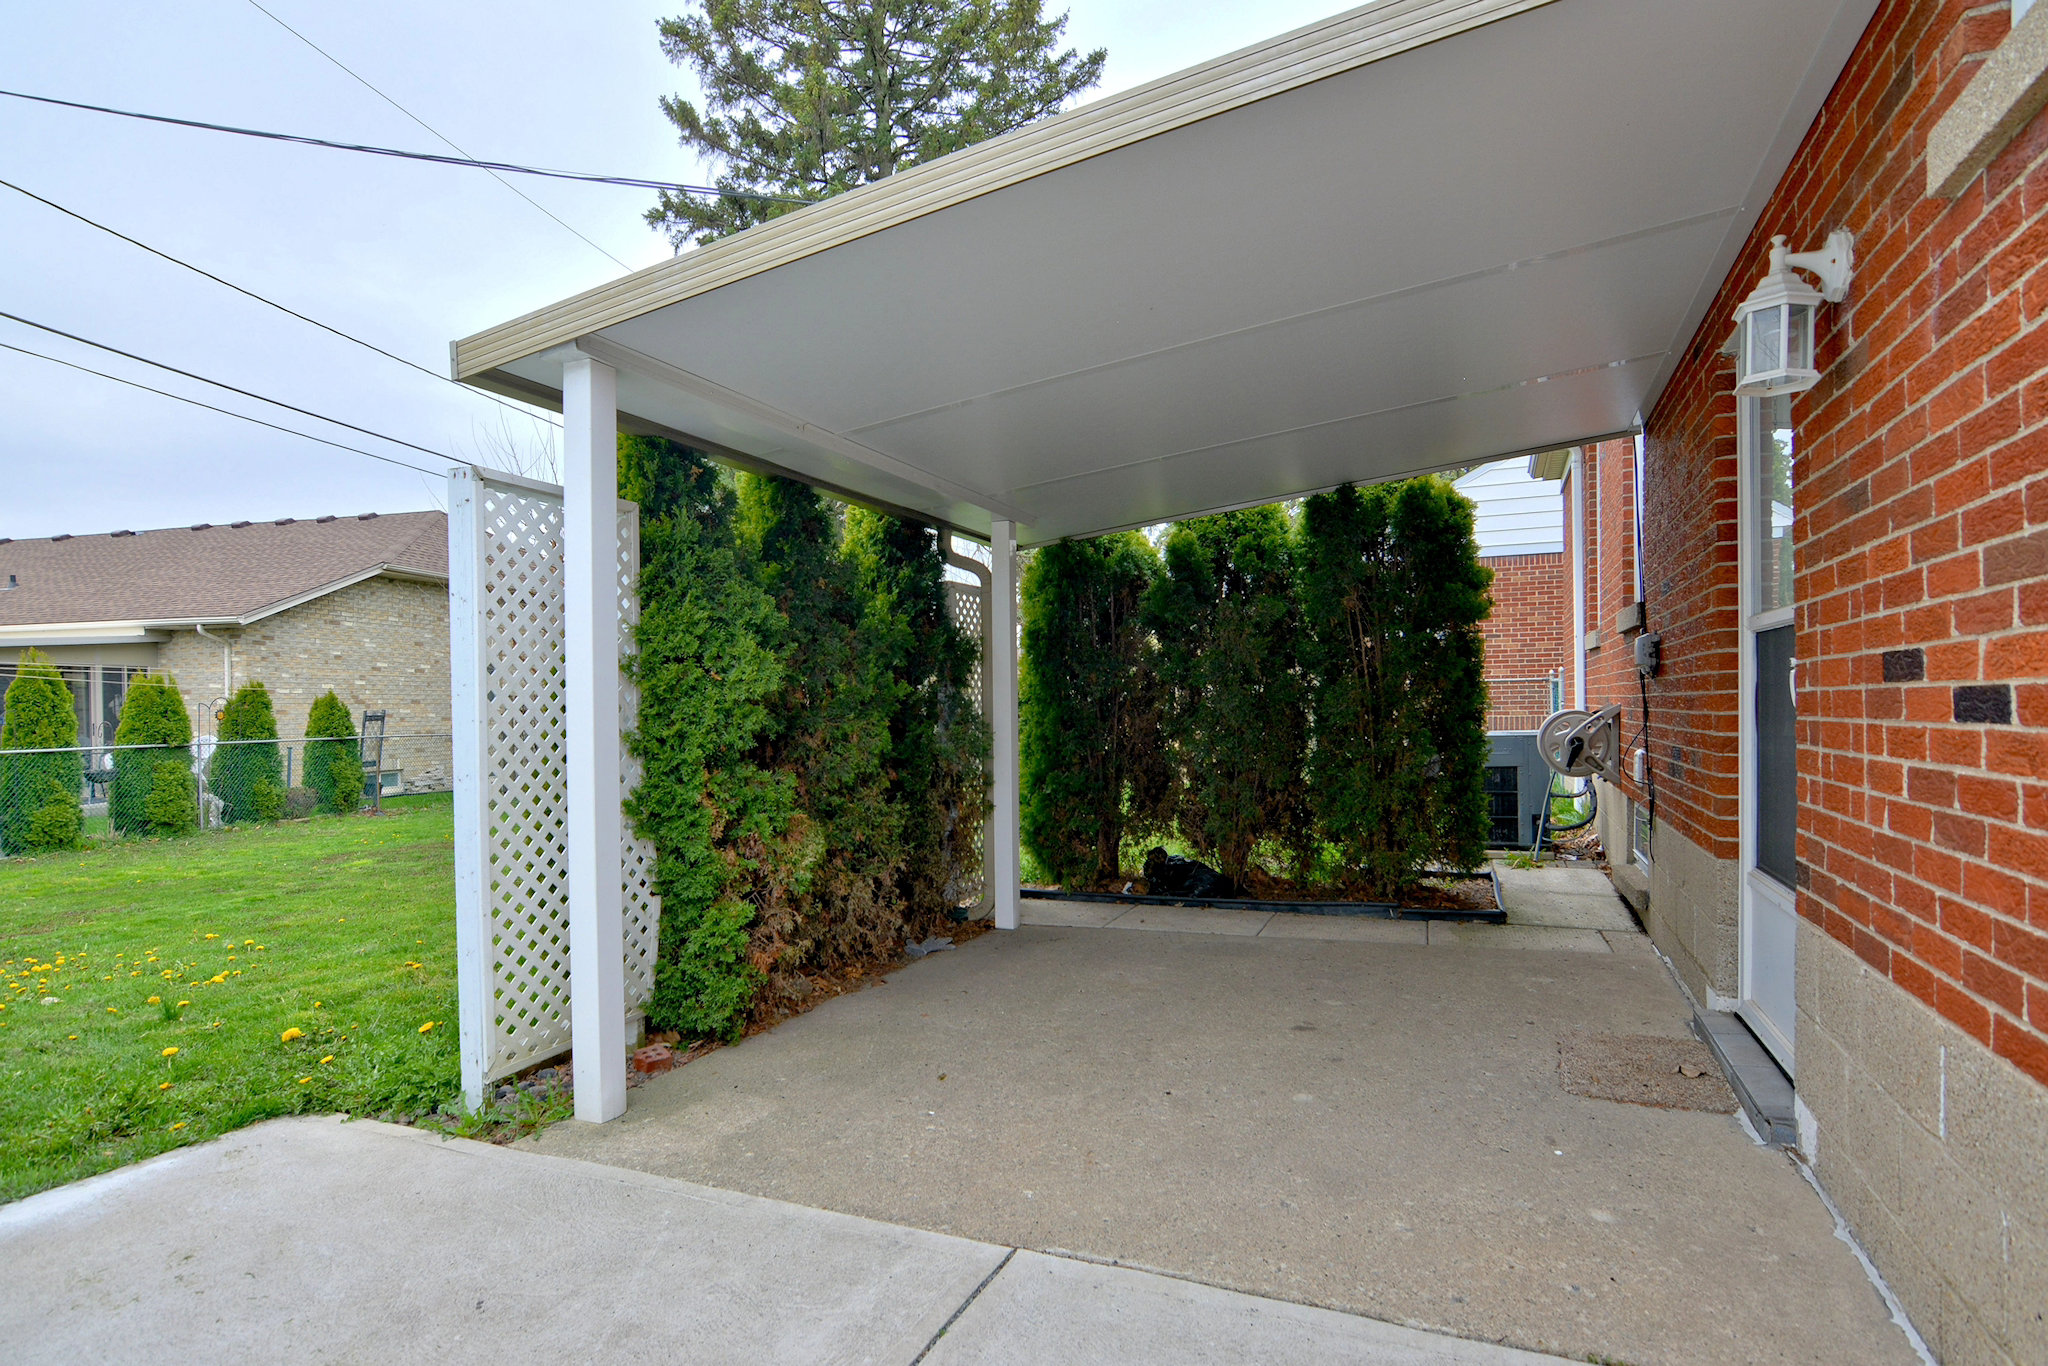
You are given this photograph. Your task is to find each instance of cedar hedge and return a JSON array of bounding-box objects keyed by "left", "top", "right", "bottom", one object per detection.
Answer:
[
  {"left": 303, "top": 691, "right": 362, "bottom": 815},
  {"left": 0, "top": 648, "right": 84, "bottom": 855},
  {"left": 110, "top": 673, "right": 197, "bottom": 838},
  {"left": 208, "top": 681, "right": 285, "bottom": 823}
]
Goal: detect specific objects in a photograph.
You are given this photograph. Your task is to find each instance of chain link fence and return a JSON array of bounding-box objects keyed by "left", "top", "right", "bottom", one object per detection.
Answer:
[{"left": 0, "top": 732, "right": 453, "bottom": 857}]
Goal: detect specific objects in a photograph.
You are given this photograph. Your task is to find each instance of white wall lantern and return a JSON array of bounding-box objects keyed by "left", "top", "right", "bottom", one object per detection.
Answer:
[{"left": 1733, "top": 231, "right": 1853, "bottom": 397}]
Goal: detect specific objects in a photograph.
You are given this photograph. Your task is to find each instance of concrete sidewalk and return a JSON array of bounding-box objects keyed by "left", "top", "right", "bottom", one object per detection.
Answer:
[{"left": 0, "top": 1116, "right": 1568, "bottom": 1365}]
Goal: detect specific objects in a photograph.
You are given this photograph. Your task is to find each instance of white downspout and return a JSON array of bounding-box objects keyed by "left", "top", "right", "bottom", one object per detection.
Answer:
[
  {"left": 193, "top": 623, "right": 231, "bottom": 715},
  {"left": 1569, "top": 448, "right": 1587, "bottom": 709}
]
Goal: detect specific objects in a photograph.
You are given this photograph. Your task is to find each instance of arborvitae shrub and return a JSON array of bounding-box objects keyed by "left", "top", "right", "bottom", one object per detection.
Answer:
[
  {"left": 1146, "top": 507, "right": 1308, "bottom": 883},
  {"left": 111, "top": 674, "right": 196, "bottom": 837},
  {"left": 0, "top": 648, "right": 84, "bottom": 855},
  {"left": 303, "top": 691, "right": 361, "bottom": 815},
  {"left": 737, "top": 472, "right": 905, "bottom": 971},
  {"left": 1019, "top": 533, "right": 1168, "bottom": 888},
  {"left": 1298, "top": 479, "right": 1492, "bottom": 893},
  {"left": 209, "top": 681, "right": 285, "bottom": 822},
  {"left": 620, "top": 436, "right": 786, "bottom": 1041},
  {"left": 844, "top": 507, "right": 988, "bottom": 935}
]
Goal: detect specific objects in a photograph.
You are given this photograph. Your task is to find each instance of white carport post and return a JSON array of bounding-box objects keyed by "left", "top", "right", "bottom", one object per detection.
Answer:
[
  {"left": 989, "top": 519, "right": 1022, "bottom": 929},
  {"left": 562, "top": 353, "right": 628, "bottom": 1122}
]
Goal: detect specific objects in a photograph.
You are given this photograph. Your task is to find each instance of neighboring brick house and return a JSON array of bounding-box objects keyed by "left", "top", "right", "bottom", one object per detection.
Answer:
[
  {"left": 0, "top": 511, "right": 451, "bottom": 794},
  {"left": 1559, "top": 3, "right": 2048, "bottom": 1358},
  {"left": 1452, "top": 458, "right": 1571, "bottom": 733}
]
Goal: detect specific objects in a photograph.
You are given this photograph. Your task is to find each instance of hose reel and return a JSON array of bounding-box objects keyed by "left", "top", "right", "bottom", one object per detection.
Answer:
[{"left": 1537, "top": 704, "right": 1625, "bottom": 782}]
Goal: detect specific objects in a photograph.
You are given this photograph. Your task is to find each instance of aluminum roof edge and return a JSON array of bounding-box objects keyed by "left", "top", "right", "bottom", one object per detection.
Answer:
[{"left": 450, "top": 0, "right": 1552, "bottom": 381}]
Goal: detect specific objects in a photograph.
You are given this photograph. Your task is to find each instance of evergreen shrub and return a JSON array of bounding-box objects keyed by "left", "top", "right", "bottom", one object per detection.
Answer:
[
  {"left": 1147, "top": 507, "right": 1307, "bottom": 883},
  {"left": 110, "top": 673, "right": 197, "bottom": 837},
  {"left": 621, "top": 437, "right": 787, "bottom": 1041},
  {"left": 1298, "top": 479, "right": 1492, "bottom": 893},
  {"left": 845, "top": 507, "right": 988, "bottom": 934},
  {"left": 622, "top": 438, "right": 991, "bottom": 1041},
  {"left": 303, "top": 691, "right": 362, "bottom": 815},
  {"left": 0, "top": 648, "right": 84, "bottom": 856},
  {"left": 1018, "top": 533, "right": 1168, "bottom": 888},
  {"left": 209, "top": 681, "right": 285, "bottom": 822}
]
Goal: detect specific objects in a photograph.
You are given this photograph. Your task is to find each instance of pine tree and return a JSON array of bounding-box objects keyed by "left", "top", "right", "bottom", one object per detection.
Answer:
[
  {"left": 0, "top": 648, "right": 84, "bottom": 855},
  {"left": 110, "top": 674, "right": 196, "bottom": 837},
  {"left": 844, "top": 507, "right": 988, "bottom": 932},
  {"left": 1018, "top": 533, "right": 1167, "bottom": 888},
  {"left": 208, "top": 681, "right": 285, "bottom": 822},
  {"left": 649, "top": 0, "right": 1104, "bottom": 245},
  {"left": 1146, "top": 507, "right": 1307, "bottom": 884},
  {"left": 303, "top": 691, "right": 362, "bottom": 816}
]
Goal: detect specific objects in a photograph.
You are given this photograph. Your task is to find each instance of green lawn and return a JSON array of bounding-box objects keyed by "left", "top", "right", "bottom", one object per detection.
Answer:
[{"left": 0, "top": 795, "right": 466, "bottom": 1203}]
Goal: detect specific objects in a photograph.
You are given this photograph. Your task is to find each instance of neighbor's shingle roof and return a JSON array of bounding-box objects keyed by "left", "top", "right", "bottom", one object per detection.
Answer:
[{"left": 0, "top": 511, "right": 447, "bottom": 628}]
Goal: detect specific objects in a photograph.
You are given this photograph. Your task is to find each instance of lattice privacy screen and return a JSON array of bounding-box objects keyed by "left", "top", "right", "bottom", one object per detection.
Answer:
[
  {"left": 946, "top": 573, "right": 991, "bottom": 913},
  {"left": 450, "top": 468, "right": 660, "bottom": 1098}
]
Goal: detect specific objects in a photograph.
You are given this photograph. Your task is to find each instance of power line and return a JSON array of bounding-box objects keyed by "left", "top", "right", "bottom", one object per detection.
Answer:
[
  {"left": 243, "top": 0, "right": 629, "bottom": 271},
  {"left": 0, "top": 311, "right": 454, "bottom": 466},
  {"left": 0, "top": 88, "right": 812, "bottom": 203},
  {"left": 0, "top": 340, "right": 442, "bottom": 476},
  {"left": 0, "top": 175, "right": 559, "bottom": 430}
]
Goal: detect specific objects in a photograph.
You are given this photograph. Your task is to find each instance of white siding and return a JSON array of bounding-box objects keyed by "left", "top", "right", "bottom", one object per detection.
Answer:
[{"left": 1454, "top": 458, "right": 1565, "bottom": 557}]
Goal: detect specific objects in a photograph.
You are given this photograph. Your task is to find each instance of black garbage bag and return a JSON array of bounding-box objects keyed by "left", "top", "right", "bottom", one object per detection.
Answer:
[{"left": 1142, "top": 846, "right": 1237, "bottom": 899}]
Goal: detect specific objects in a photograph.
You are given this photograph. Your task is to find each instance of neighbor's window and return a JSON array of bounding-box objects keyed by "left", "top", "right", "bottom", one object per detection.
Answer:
[
  {"left": 1752, "top": 392, "right": 1795, "bottom": 615},
  {"left": 1631, "top": 799, "right": 1653, "bottom": 867}
]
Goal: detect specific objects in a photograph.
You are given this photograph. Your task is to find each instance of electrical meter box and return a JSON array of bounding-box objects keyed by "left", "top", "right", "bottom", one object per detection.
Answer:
[{"left": 1484, "top": 732, "right": 1552, "bottom": 849}]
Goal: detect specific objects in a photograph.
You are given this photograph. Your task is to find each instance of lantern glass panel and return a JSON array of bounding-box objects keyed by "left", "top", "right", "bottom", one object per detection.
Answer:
[
  {"left": 1747, "top": 304, "right": 1783, "bottom": 377},
  {"left": 1786, "top": 301, "right": 1813, "bottom": 372}
]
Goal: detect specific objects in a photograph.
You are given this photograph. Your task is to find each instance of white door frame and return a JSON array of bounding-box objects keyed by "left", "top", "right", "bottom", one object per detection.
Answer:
[{"left": 1736, "top": 394, "right": 1798, "bottom": 1072}]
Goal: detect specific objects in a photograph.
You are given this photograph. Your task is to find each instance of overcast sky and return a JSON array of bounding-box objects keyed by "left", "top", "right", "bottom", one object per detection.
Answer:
[{"left": 1, "top": 1, "right": 1346, "bottom": 540}]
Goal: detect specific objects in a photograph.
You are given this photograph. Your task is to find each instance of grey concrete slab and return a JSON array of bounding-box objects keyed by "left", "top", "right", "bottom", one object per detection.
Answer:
[
  {"left": 1021, "top": 897, "right": 1132, "bottom": 927},
  {"left": 926, "top": 1251, "right": 1572, "bottom": 1365},
  {"left": 1104, "top": 905, "right": 1272, "bottom": 935},
  {"left": 1258, "top": 913, "right": 1430, "bottom": 945},
  {"left": 0, "top": 1115, "right": 1002, "bottom": 1365},
  {"left": 1425, "top": 921, "right": 1612, "bottom": 953},
  {"left": 529, "top": 927, "right": 1920, "bottom": 1366},
  {"left": 1492, "top": 862, "right": 1640, "bottom": 932}
]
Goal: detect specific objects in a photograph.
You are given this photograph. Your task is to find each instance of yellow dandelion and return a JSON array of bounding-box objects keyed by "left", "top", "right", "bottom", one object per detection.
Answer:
[
  {"left": 244, "top": 940, "right": 254, "bottom": 946},
  {"left": 207, "top": 974, "right": 226, "bottom": 985},
  {"left": 106, "top": 1007, "right": 118, "bottom": 1014},
  {"left": 319, "top": 1055, "right": 335, "bottom": 1064},
  {"left": 162, "top": 1046, "right": 178, "bottom": 1057},
  {"left": 159, "top": 1081, "right": 172, "bottom": 1091},
  {"left": 313, "top": 1001, "right": 321, "bottom": 1008},
  {"left": 147, "top": 996, "right": 161, "bottom": 1004},
  {"left": 67, "top": 1034, "right": 79, "bottom": 1040},
  {"left": 204, "top": 934, "right": 218, "bottom": 940},
  {"left": 417, "top": 1021, "right": 437, "bottom": 1034},
  {"left": 170, "top": 1121, "right": 186, "bottom": 1131},
  {"left": 297, "top": 1076, "right": 312, "bottom": 1085},
  {"left": 280, "top": 1027, "right": 305, "bottom": 1043}
]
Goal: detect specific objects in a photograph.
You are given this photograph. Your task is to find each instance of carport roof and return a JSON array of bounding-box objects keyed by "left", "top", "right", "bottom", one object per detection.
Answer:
[{"left": 454, "top": 0, "right": 1879, "bottom": 546}]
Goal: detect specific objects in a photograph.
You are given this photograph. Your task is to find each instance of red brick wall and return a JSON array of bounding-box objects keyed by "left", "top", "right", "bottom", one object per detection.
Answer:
[
  {"left": 1645, "top": 0, "right": 2048, "bottom": 1085},
  {"left": 1480, "top": 552, "right": 1570, "bottom": 729}
]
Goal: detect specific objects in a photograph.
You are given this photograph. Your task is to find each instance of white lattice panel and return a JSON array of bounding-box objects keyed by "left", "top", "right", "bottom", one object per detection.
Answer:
[
  {"left": 452, "top": 468, "right": 659, "bottom": 1101},
  {"left": 946, "top": 576, "right": 991, "bottom": 911},
  {"left": 618, "top": 504, "right": 661, "bottom": 1011}
]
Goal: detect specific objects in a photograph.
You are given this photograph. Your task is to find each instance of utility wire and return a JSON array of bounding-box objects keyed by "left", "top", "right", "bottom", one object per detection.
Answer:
[
  {"left": 0, "top": 340, "right": 442, "bottom": 476},
  {"left": 0, "top": 176, "right": 560, "bottom": 429},
  {"left": 0, "top": 88, "right": 811, "bottom": 203},
  {"left": 243, "top": 0, "right": 629, "bottom": 271},
  {"left": 0, "top": 311, "right": 455, "bottom": 467}
]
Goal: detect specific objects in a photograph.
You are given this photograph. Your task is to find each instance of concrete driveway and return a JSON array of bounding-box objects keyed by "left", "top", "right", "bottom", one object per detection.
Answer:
[{"left": 525, "top": 874, "right": 1922, "bottom": 1366}]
